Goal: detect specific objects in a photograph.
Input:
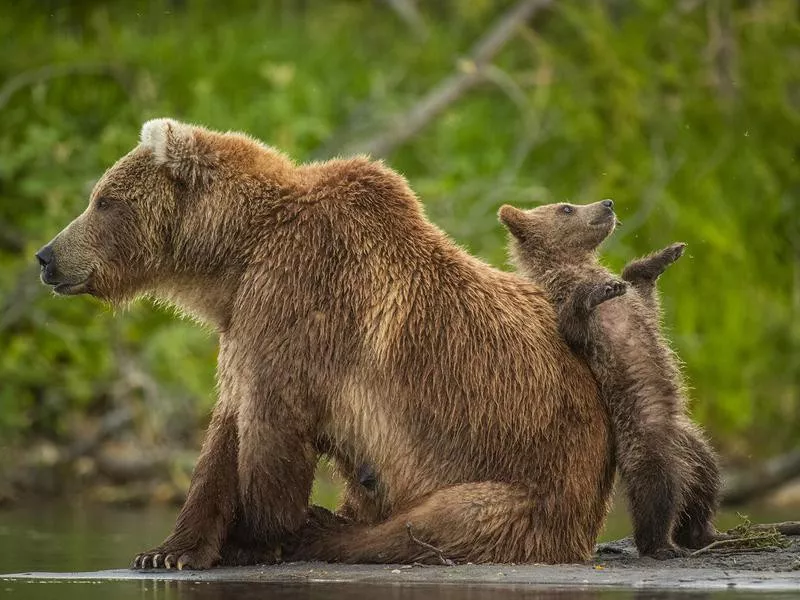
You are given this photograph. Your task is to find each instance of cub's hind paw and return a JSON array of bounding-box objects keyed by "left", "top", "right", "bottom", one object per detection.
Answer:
[{"left": 644, "top": 544, "right": 690, "bottom": 560}]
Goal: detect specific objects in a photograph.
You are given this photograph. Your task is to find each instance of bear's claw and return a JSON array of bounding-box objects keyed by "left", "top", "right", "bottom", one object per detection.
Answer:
[{"left": 132, "top": 544, "right": 217, "bottom": 570}]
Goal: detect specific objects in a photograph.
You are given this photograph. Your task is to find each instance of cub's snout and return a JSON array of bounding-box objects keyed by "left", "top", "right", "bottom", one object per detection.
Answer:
[{"left": 588, "top": 199, "right": 616, "bottom": 227}]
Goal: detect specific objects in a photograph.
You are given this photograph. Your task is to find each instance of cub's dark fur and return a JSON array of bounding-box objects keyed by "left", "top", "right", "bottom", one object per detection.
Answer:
[{"left": 499, "top": 200, "right": 720, "bottom": 558}]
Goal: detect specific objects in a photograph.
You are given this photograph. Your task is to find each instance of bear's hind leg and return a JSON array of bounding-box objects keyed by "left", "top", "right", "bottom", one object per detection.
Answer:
[
  {"left": 287, "top": 482, "right": 594, "bottom": 564},
  {"left": 236, "top": 387, "right": 319, "bottom": 547}
]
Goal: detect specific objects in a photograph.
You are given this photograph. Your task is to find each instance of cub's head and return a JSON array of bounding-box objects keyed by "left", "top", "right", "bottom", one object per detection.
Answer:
[
  {"left": 498, "top": 200, "right": 618, "bottom": 269},
  {"left": 35, "top": 118, "right": 284, "bottom": 310}
]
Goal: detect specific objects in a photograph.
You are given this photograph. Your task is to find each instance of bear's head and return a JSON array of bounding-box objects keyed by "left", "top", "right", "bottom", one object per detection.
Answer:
[
  {"left": 498, "top": 200, "right": 618, "bottom": 267},
  {"left": 35, "top": 118, "right": 291, "bottom": 325}
]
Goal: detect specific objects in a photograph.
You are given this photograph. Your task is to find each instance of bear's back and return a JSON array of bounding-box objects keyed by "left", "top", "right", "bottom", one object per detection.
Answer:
[{"left": 285, "top": 158, "right": 606, "bottom": 479}]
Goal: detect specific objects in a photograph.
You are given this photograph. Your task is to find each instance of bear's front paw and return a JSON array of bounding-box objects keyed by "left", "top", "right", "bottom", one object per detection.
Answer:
[
  {"left": 132, "top": 540, "right": 219, "bottom": 570},
  {"left": 218, "top": 542, "right": 281, "bottom": 567}
]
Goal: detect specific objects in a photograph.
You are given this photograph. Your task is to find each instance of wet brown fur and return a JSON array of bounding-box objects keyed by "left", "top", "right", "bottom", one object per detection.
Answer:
[
  {"left": 38, "top": 120, "right": 615, "bottom": 568},
  {"left": 498, "top": 201, "right": 720, "bottom": 559}
]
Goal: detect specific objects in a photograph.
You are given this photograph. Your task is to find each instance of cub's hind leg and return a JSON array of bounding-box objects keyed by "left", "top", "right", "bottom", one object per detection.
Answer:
[
  {"left": 616, "top": 423, "right": 687, "bottom": 559},
  {"left": 673, "top": 420, "right": 722, "bottom": 549}
]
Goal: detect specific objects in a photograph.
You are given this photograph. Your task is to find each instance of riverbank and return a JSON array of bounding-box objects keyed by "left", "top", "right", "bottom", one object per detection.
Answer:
[{"left": 3, "top": 535, "right": 799, "bottom": 593}]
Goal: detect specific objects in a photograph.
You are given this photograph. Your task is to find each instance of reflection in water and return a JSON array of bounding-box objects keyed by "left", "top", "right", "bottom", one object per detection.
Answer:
[
  {"left": 136, "top": 582, "right": 617, "bottom": 599},
  {"left": 2, "top": 581, "right": 798, "bottom": 600}
]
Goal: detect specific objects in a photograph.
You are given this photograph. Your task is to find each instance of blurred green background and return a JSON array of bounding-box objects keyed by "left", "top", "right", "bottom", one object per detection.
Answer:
[{"left": 0, "top": 0, "right": 798, "bottom": 513}]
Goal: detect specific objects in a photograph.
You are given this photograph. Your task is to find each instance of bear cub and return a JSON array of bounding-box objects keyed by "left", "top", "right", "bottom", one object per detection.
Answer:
[{"left": 498, "top": 200, "right": 721, "bottom": 559}]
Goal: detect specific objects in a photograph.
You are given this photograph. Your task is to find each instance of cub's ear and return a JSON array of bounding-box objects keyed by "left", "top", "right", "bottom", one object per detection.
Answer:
[
  {"left": 498, "top": 204, "right": 529, "bottom": 241},
  {"left": 140, "top": 118, "right": 217, "bottom": 185}
]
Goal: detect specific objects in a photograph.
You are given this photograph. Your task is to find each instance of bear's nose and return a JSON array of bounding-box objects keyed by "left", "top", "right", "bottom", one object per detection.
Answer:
[
  {"left": 601, "top": 199, "right": 614, "bottom": 209},
  {"left": 36, "top": 245, "right": 54, "bottom": 268}
]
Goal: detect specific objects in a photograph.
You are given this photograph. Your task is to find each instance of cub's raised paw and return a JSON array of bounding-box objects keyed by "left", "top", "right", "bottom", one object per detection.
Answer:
[
  {"left": 663, "top": 242, "right": 687, "bottom": 264},
  {"left": 588, "top": 279, "right": 627, "bottom": 309},
  {"left": 132, "top": 543, "right": 219, "bottom": 570}
]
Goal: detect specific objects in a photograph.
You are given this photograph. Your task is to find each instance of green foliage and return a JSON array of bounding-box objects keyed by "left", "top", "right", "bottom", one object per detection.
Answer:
[{"left": 1, "top": 0, "right": 798, "bottom": 456}]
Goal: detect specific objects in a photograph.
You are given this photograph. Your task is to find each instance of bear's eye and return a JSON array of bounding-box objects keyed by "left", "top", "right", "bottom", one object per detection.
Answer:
[
  {"left": 96, "top": 197, "right": 111, "bottom": 211},
  {"left": 561, "top": 205, "right": 574, "bottom": 215}
]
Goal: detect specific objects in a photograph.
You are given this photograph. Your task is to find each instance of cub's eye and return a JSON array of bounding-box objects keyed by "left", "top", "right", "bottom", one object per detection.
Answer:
[
  {"left": 96, "top": 197, "right": 111, "bottom": 210},
  {"left": 561, "top": 205, "right": 574, "bottom": 215}
]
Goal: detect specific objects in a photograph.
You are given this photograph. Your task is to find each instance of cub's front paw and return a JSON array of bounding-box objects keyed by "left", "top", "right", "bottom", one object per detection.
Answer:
[
  {"left": 589, "top": 278, "right": 627, "bottom": 308},
  {"left": 132, "top": 540, "right": 219, "bottom": 570}
]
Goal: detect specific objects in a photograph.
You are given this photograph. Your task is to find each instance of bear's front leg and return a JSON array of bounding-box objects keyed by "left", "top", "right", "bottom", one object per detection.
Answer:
[
  {"left": 132, "top": 399, "right": 238, "bottom": 570},
  {"left": 236, "top": 385, "right": 318, "bottom": 549}
]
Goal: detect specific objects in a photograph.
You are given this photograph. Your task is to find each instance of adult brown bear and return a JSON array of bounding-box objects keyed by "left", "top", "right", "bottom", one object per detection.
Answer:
[{"left": 36, "top": 119, "right": 614, "bottom": 569}]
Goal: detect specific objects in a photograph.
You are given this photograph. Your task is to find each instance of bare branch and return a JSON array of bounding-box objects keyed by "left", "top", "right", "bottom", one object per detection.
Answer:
[
  {"left": 342, "top": 0, "right": 553, "bottom": 158},
  {"left": 405, "top": 522, "right": 455, "bottom": 566},
  {"left": 383, "top": 0, "right": 428, "bottom": 40},
  {"left": 722, "top": 449, "right": 800, "bottom": 506},
  {"left": 690, "top": 534, "right": 783, "bottom": 557},
  {"left": 744, "top": 522, "right": 800, "bottom": 536},
  {"left": 471, "top": 0, "right": 551, "bottom": 66},
  {"left": 705, "top": 0, "right": 738, "bottom": 103},
  {"left": 0, "top": 63, "right": 131, "bottom": 111}
]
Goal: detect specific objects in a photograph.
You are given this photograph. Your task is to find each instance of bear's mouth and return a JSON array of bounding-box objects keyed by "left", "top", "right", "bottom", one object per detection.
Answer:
[
  {"left": 53, "top": 281, "right": 87, "bottom": 296},
  {"left": 40, "top": 264, "right": 93, "bottom": 295},
  {"left": 50, "top": 278, "right": 91, "bottom": 296}
]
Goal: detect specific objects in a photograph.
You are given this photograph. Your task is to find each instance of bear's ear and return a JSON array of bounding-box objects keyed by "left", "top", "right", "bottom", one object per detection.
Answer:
[
  {"left": 140, "top": 118, "right": 217, "bottom": 185},
  {"left": 498, "top": 204, "right": 530, "bottom": 241}
]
